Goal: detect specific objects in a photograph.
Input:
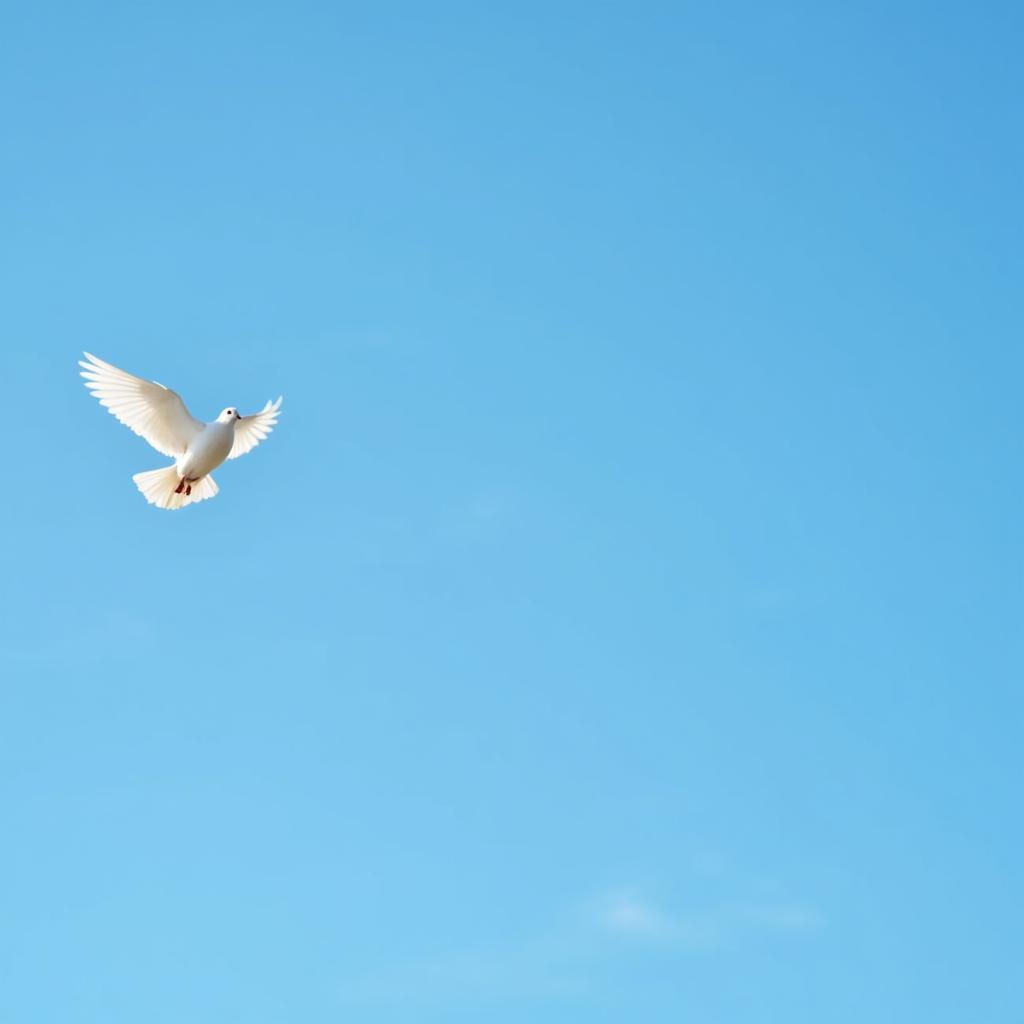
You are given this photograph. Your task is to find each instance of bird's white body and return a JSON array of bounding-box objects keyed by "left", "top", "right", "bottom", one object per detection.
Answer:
[
  {"left": 178, "top": 419, "right": 235, "bottom": 482},
  {"left": 79, "top": 352, "right": 283, "bottom": 510}
]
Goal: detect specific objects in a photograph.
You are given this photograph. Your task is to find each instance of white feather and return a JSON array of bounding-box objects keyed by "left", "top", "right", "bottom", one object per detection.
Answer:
[
  {"left": 230, "top": 397, "right": 283, "bottom": 459},
  {"left": 79, "top": 352, "right": 203, "bottom": 457}
]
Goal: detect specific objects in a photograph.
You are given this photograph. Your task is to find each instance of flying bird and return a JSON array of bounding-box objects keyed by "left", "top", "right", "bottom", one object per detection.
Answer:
[{"left": 80, "top": 352, "right": 282, "bottom": 510}]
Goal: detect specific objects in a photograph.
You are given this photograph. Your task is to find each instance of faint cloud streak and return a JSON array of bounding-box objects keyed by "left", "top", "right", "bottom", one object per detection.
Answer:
[
  {"left": 591, "top": 887, "right": 824, "bottom": 949},
  {"left": 338, "top": 882, "right": 823, "bottom": 1009}
]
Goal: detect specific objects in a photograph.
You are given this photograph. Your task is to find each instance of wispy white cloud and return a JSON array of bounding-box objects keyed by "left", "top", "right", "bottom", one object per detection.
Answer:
[
  {"left": 591, "top": 887, "right": 823, "bottom": 948},
  {"left": 337, "top": 881, "right": 823, "bottom": 1008},
  {"left": 591, "top": 890, "right": 678, "bottom": 940}
]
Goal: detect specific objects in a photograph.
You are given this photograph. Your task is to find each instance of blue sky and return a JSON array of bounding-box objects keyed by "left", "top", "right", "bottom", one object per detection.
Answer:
[{"left": 1, "top": 2, "right": 1021, "bottom": 1020}]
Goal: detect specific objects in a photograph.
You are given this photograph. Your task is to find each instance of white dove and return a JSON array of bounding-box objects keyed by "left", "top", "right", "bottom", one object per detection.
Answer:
[{"left": 80, "top": 352, "right": 282, "bottom": 510}]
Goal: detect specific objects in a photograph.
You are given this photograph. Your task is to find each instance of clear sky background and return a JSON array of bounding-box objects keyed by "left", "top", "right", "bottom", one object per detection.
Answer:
[{"left": 1, "top": 2, "right": 1021, "bottom": 1021}]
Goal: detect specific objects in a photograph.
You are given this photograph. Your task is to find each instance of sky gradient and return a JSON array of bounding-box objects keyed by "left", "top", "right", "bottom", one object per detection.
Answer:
[{"left": 1, "top": 2, "right": 1022, "bottom": 1021}]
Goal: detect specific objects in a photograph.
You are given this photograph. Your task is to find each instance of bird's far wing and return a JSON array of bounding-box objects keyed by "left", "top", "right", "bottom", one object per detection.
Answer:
[
  {"left": 230, "top": 397, "right": 283, "bottom": 459},
  {"left": 79, "top": 352, "right": 204, "bottom": 458}
]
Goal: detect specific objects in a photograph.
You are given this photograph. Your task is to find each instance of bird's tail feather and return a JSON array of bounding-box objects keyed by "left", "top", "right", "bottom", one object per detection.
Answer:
[{"left": 132, "top": 466, "right": 219, "bottom": 510}]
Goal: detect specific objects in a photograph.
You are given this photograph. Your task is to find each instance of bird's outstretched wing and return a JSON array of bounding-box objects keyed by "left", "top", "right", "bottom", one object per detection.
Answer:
[
  {"left": 79, "top": 352, "right": 204, "bottom": 458},
  {"left": 230, "top": 397, "right": 283, "bottom": 459}
]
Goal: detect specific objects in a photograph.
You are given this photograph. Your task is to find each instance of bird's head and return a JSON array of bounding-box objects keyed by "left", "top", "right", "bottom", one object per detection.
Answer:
[{"left": 218, "top": 407, "right": 242, "bottom": 424}]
